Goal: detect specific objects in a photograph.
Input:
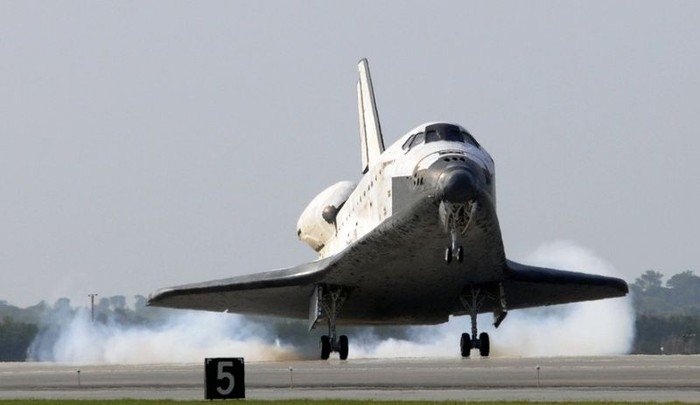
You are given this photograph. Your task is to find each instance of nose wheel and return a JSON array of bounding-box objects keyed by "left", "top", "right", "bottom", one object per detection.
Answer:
[
  {"left": 440, "top": 201, "right": 476, "bottom": 264},
  {"left": 445, "top": 245, "right": 464, "bottom": 263}
]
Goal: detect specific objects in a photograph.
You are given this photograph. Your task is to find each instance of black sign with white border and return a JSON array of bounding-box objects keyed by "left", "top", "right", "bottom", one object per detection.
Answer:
[{"left": 204, "top": 357, "right": 245, "bottom": 399}]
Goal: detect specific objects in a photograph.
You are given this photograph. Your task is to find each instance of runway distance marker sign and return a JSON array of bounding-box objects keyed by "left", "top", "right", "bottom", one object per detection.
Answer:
[{"left": 204, "top": 358, "right": 245, "bottom": 399}]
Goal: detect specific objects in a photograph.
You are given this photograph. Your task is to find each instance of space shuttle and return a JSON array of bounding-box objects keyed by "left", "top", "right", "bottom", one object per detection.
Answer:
[{"left": 149, "top": 59, "right": 628, "bottom": 360}]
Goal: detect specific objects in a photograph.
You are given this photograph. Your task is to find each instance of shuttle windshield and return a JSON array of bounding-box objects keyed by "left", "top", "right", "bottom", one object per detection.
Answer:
[
  {"left": 425, "top": 124, "right": 479, "bottom": 147},
  {"left": 403, "top": 123, "right": 480, "bottom": 151}
]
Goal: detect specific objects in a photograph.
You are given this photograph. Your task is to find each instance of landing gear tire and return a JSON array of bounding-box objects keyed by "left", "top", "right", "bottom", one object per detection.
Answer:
[
  {"left": 445, "top": 247, "right": 452, "bottom": 263},
  {"left": 456, "top": 246, "right": 464, "bottom": 263},
  {"left": 479, "top": 332, "right": 490, "bottom": 357},
  {"left": 320, "top": 335, "right": 331, "bottom": 360},
  {"left": 460, "top": 287, "right": 499, "bottom": 359},
  {"left": 460, "top": 333, "right": 471, "bottom": 358},
  {"left": 339, "top": 335, "right": 349, "bottom": 360}
]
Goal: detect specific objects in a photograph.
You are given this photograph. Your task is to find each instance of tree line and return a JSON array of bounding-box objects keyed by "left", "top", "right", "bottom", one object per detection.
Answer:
[{"left": 629, "top": 270, "right": 699, "bottom": 354}]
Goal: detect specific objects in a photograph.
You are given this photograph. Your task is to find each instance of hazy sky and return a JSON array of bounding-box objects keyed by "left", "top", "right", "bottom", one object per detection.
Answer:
[{"left": 1, "top": 1, "right": 698, "bottom": 307}]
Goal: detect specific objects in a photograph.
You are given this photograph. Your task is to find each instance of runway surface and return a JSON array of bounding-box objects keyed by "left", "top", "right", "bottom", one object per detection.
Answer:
[{"left": 1, "top": 356, "right": 699, "bottom": 401}]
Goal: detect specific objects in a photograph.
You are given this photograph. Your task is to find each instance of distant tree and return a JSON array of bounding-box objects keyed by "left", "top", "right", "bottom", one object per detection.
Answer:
[
  {"left": 0, "top": 316, "right": 39, "bottom": 361},
  {"left": 666, "top": 270, "right": 700, "bottom": 315},
  {"left": 97, "top": 297, "right": 110, "bottom": 311},
  {"left": 133, "top": 295, "right": 147, "bottom": 309},
  {"left": 0, "top": 300, "right": 48, "bottom": 325},
  {"left": 667, "top": 270, "right": 700, "bottom": 289},
  {"left": 109, "top": 295, "right": 127, "bottom": 310},
  {"left": 47, "top": 298, "right": 75, "bottom": 323},
  {"left": 634, "top": 270, "right": 664, "bottom": 292},
  {"left": 129, "top": 295, "right": 172, "bottom": 324},
  {"left": 630, "top": 269, "right": 699, "bottom": 353},
  {"left": 53, "top": 298, "right": 71, "bottom": 311},
  {"left": 633, "top": 314, "right": 699, "bottom": 354}
]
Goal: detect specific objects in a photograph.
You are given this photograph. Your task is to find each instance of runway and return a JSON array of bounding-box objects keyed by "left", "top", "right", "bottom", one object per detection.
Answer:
[{"left": 1, "top": 356, "right": 698, "bottom": 401}]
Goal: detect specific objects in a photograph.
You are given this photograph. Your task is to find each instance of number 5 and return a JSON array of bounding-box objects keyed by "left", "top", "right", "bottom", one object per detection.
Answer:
[{"left": 216, "top": 361, "right": 235, "bottom": 395}]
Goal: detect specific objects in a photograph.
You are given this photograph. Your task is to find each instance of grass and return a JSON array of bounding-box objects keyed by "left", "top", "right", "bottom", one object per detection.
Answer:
[{"left": 0, "top": 401, "right": 691, "bottom": 405}]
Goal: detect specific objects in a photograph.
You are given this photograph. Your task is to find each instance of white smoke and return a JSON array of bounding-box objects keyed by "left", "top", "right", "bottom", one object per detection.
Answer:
[
  {"left": 354, "top": 241, "right": 635, "bottom": 358},
  {"left": 30, "top": 241, "right": 633, "bottom": 363},
  {"left": 489, "top": 241, "right": 635, "bottom": 356},
  {"left": 29, "top": 310, "right": 299, "bottom": 364}
]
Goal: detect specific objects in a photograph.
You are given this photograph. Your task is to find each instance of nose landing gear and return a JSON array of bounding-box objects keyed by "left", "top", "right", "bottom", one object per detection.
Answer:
[
  {"left": 440, "top": 201, "right": 477, "bottom": 264},
  {"left": 444, "top": 234, "right": 465, "bottom": 263}
]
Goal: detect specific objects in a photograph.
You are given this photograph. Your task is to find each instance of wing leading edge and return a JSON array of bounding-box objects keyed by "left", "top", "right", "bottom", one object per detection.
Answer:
[{"left": 147, "top": 256, "right": 335, "bottom": 318}]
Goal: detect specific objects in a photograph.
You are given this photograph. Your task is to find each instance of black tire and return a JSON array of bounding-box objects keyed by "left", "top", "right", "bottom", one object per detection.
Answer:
[
  {"left": 456, "top": 246, "right": 464, "bottom": 263},
  {"left": 479, "top": 332, "right": 490, "bottom": 357},
  {"left": 320, "top": 335, "right": 331, "bottom": 360},
  {"left": 445, "top": 247, "right": 452, "bottom": 263},
  {"left": 339, "top": 335, "right": 349, "bottom": 360},
  {"left": 460, "top": 333, "right": 471, "bottom": 357}
]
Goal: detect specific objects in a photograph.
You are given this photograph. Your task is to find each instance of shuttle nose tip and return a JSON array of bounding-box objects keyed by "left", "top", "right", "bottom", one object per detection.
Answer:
[{"left": 438, "top": 168, "right": 477, "bottom": 203}]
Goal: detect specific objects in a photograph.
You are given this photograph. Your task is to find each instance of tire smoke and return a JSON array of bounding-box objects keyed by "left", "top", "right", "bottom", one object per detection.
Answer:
[
  {"left": 29, "top": 241, "right": 633, "bottom": 363},
  {"left": 28, "top": 310, "right": 299, "bottom": 364}
]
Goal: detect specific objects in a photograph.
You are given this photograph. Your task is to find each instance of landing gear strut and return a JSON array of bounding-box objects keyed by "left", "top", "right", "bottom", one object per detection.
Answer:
[
  {"left": 317, "top": 285, "right": 350, "bottom": 360},
  {"left": 440, "top": 201, "right": 477, "bottom": 264},
  {"left": 459, "top": 287, "right": 491, "bottom": 357}
]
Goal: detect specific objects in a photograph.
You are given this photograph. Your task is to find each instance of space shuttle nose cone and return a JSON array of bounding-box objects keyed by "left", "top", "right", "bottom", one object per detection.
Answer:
[{"left": 438, "top": 168, "right": 477, "bottom": 203}]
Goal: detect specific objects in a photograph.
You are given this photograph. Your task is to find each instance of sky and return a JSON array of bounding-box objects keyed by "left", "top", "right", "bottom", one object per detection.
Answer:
[{"left": 1, "top": 1, "right": 698, "bottom": 307}]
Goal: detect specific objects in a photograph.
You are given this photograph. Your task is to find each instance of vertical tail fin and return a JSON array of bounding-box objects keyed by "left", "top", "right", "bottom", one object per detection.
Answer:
[{"left": 357, "top": 59, "right": 385, "bottom": 174}]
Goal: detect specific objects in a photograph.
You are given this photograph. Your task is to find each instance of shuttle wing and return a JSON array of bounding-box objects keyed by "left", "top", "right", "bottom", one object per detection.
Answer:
[
  {"left": 147, "top": 257, "right": 335, "bottom": 318},
  {"left": 148, "top": 204, "right": 628, "bottom": 322},
  {"left": 147, "top": 200, "right": 440, "bottom": 321},
  {"left": 501, "top": 260, "right": 628, "bottom": 310}
]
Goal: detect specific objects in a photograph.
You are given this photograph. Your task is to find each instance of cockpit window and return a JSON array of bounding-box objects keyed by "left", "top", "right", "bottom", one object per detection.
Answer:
[
  {"left": 403, "top": 124, "right": 480, "bottom": 151},
  {"left": 402, "top": 132, "right": 425, "bottom": 150},
  {"left": 461, "top": 131, "right": 480, "bottom": 147},
  {"left": 401, "top": 134, "right": 415, "bottom": 150},
  {"left": 425, "top": 128, "right": 463, "bottom": 143},
  {"left": 423, "top": 123, "right": 480, "bottom": 148},
  {"left": 409, "top": 132, "right": 425, "bottom": 148}
]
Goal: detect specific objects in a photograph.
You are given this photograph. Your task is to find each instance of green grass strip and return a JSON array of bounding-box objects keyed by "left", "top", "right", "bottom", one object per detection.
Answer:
[{"left": 0, "top": 401, "right": 691, "bottom": 405}]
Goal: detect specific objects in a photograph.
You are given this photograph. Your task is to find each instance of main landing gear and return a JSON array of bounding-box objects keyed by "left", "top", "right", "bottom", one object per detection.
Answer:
[
  {"left": 440, "top": 201, "right": 477, "bottom": 264},
  {"left": 459, "top": 287, "right": 493, "bottom": 357},
  {"left": 318, "top": 285, "right": 350, "bottom": 360}
]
